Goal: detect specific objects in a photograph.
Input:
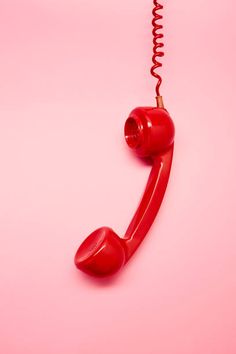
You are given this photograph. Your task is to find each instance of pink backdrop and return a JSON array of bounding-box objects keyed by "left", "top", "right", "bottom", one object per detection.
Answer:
[{"left": 0, "top": 1, "right": 236, "bottom": 353}]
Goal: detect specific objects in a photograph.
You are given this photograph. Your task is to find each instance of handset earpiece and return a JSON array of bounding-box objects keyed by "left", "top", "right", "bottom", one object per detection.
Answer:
[{"left": 74, "top": 106, "right": 175, "bottom": 277}]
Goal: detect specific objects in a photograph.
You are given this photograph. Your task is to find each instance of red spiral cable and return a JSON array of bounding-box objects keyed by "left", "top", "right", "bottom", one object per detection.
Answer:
[{"left": 150, "top": 1, "right": 164, "bottom": 97}]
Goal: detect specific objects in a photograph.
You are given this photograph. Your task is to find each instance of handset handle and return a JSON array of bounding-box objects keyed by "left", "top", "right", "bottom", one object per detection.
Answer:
[{"left": 124, "top": 145, "right": 174, "bottom": 260}]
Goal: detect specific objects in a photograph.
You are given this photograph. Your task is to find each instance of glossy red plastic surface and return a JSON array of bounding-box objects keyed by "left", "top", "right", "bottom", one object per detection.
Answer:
[{"left": 74, "top": 107, "right": 175, "bottom": 277}]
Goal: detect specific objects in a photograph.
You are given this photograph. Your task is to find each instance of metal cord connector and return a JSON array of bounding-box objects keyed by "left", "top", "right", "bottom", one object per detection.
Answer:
[{"left": 156, "top": 96, "right": 164, "bottom": 108}]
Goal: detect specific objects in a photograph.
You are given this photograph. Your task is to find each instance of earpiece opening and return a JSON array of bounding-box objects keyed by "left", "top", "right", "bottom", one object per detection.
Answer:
[{"left": 124, "top": 117, "right": 142, "bottom": 149}]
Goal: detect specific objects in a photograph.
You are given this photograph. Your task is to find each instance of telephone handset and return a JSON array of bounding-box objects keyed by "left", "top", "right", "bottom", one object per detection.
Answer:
[
  {"left": 74, "top": 1, "right": 175, "bottom": 277},
  {"left": 74, "top": 107, "right": 174, "bottom": 277}
]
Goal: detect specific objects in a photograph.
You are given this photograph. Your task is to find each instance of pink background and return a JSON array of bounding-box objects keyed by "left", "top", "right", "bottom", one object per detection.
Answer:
[{"left": 0, "top": 0, "right": 236, "bottom": 353}]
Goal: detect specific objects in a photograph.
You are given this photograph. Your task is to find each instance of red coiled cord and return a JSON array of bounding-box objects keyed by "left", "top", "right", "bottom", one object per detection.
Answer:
[{"left": 150, "top": 1, "right": 164, "bottom": 97}]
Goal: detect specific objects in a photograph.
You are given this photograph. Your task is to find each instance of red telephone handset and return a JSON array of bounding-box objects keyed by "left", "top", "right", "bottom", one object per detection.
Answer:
[
  {"left": 74, "top": 1, "right": 175, "bottom": 277},
  {"left": 74, "top": 106, "right": 174, "bottom": 277}
]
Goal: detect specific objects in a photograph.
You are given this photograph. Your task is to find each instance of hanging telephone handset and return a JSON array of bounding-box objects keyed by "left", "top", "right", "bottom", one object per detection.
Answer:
[{"left": 74, "top": 1, "right": 175, "bottom": 277}]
